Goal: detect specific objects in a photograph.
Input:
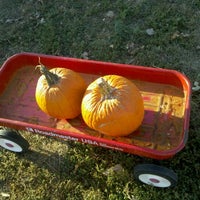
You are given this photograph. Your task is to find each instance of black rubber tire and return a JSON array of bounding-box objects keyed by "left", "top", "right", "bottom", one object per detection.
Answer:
[
  {"left": 0, "top": 129, "right": 29, "bottom": 153},
  {"left": 134, "top": 164, "right": 178, "bottom": 188}
]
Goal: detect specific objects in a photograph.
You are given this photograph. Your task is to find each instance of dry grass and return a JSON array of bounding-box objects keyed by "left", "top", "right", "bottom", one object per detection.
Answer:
[{"left": 0, "top": 0, "right": 200, "bottom": 199}]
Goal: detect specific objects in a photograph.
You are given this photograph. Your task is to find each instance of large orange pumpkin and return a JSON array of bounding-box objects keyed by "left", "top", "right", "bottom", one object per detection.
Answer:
[
  {"left": 81, "top": 75, "right": 144, "bottom": 137},
  {"left": 35, "top": 64, "right": 86, "bottom": 119}
]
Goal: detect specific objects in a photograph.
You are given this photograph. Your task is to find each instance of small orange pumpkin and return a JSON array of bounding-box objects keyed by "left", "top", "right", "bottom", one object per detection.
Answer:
[
  {"left": 35, "top": 63, "right": 86, "bottom": 119},
  {"left": 81, "top": 75, "right": 144, "bottom": 137}
]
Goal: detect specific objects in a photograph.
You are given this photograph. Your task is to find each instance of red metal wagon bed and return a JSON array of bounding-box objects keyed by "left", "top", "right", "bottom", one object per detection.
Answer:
[{"left": 0, "top": 52, "right": 191, "bottom": 187}]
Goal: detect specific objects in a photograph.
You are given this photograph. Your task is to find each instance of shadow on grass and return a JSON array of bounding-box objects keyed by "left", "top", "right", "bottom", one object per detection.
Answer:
[
  {"left": 14, "top": 142, "right": 140, "bottom": 191},
  {"left": 16, "top": 147, "right": 74, "bottom": 176}
]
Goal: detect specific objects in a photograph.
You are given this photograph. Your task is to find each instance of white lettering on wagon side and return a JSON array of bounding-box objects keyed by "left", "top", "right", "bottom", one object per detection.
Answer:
[
  {"left": 25, "top": 127, "right": 124, "bottom": 152},
  {"left": 25, "top": 127, "right": 79, "bottom": 142},
  {"left": 80, "top": 139, "right": 124, "bottom": 151},
  {"left": 81, "top": 138, "right": 98, "bottom": 145},
  {"left": 99, "top": 142, "right": 124, "bottom": 151}
]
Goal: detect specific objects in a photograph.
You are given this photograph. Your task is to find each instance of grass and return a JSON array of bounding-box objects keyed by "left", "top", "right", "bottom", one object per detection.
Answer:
[{"left": 0, "top": 0, "right": 200, "bottom": 199}]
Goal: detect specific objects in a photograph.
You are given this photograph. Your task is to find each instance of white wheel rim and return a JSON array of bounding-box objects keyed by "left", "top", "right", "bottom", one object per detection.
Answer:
[
  {"left": 138, "top": 174, "right": 171, "bottom": 187},
  {"left": 0, "top": 138, "right": 23, "bottom": 152}
]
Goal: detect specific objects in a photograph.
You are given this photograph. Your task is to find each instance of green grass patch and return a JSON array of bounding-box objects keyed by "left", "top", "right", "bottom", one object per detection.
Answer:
[{"left": 0, "top": 0, "right": 200, "bottom": 199}]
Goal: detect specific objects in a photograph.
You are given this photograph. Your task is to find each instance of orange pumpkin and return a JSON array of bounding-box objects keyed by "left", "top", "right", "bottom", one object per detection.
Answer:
[
  {"left": 81, "top": 75, "right": 144, "bottom": 137},
  {"left": 35, "top": 63, "right": 86, "bottom": 119}
]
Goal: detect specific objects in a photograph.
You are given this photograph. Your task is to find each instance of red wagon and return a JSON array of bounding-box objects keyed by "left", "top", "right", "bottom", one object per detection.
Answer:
[{"left": 0, "top": 53, "right": 191, "bottom": 188}]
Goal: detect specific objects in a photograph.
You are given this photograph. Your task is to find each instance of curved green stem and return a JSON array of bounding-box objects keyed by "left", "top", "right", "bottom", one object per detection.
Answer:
[
  {"left": 36, "top": 57, "right": 60, "bottom": 87},
  {"left": 97, "top": 77, "right": 115, "bottom": 100}
]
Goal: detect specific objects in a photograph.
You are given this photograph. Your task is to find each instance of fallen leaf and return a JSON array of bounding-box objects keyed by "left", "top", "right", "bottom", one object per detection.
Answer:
[
  {"left": 103, "top": 164, "right": 123, "bottom": 175},
  {"left": 81, "top": 52, "right": 89, "bottom": 59},
  {"left": 1, "top": 192, "right": 10, "bottom": 197},
  {"left": 146, "top": 28, "right": 155, "bottom": 36},
  {"left": 192, "top": 81, "right": 200, "bottom": 91},
  {"left": 106, "top": 11, "right": 115, "bottom": 18}
]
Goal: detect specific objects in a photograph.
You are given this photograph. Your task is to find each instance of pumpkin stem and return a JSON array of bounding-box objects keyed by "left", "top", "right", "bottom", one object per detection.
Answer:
[
  {"left": 36, "top": 58, "right": 60, "bottom": 87},
  {"left": 97, "top": 77, "right": 115, "bottom": 100}
]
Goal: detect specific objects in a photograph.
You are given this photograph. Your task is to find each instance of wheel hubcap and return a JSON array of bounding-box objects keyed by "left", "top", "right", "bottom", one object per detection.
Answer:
[
  {"left": 149, "top": 178, "right": 160, "bottom": 183},
  {"left": 139, "top": 174, "right": 171, "bottom": 187},
  {"left": 0, "top": 138, "right": 23, "bottom": 152},
  {"left": 5, "top": 142, "right": 14, "bottom": 148}
]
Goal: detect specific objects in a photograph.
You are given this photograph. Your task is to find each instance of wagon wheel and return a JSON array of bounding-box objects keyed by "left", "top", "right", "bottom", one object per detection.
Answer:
[
  {"left": 0, "top": 130, "right": 29, "bottom": 153},
  {"left": 134, "top": 164, "right": 178, "bottom": 188}
]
